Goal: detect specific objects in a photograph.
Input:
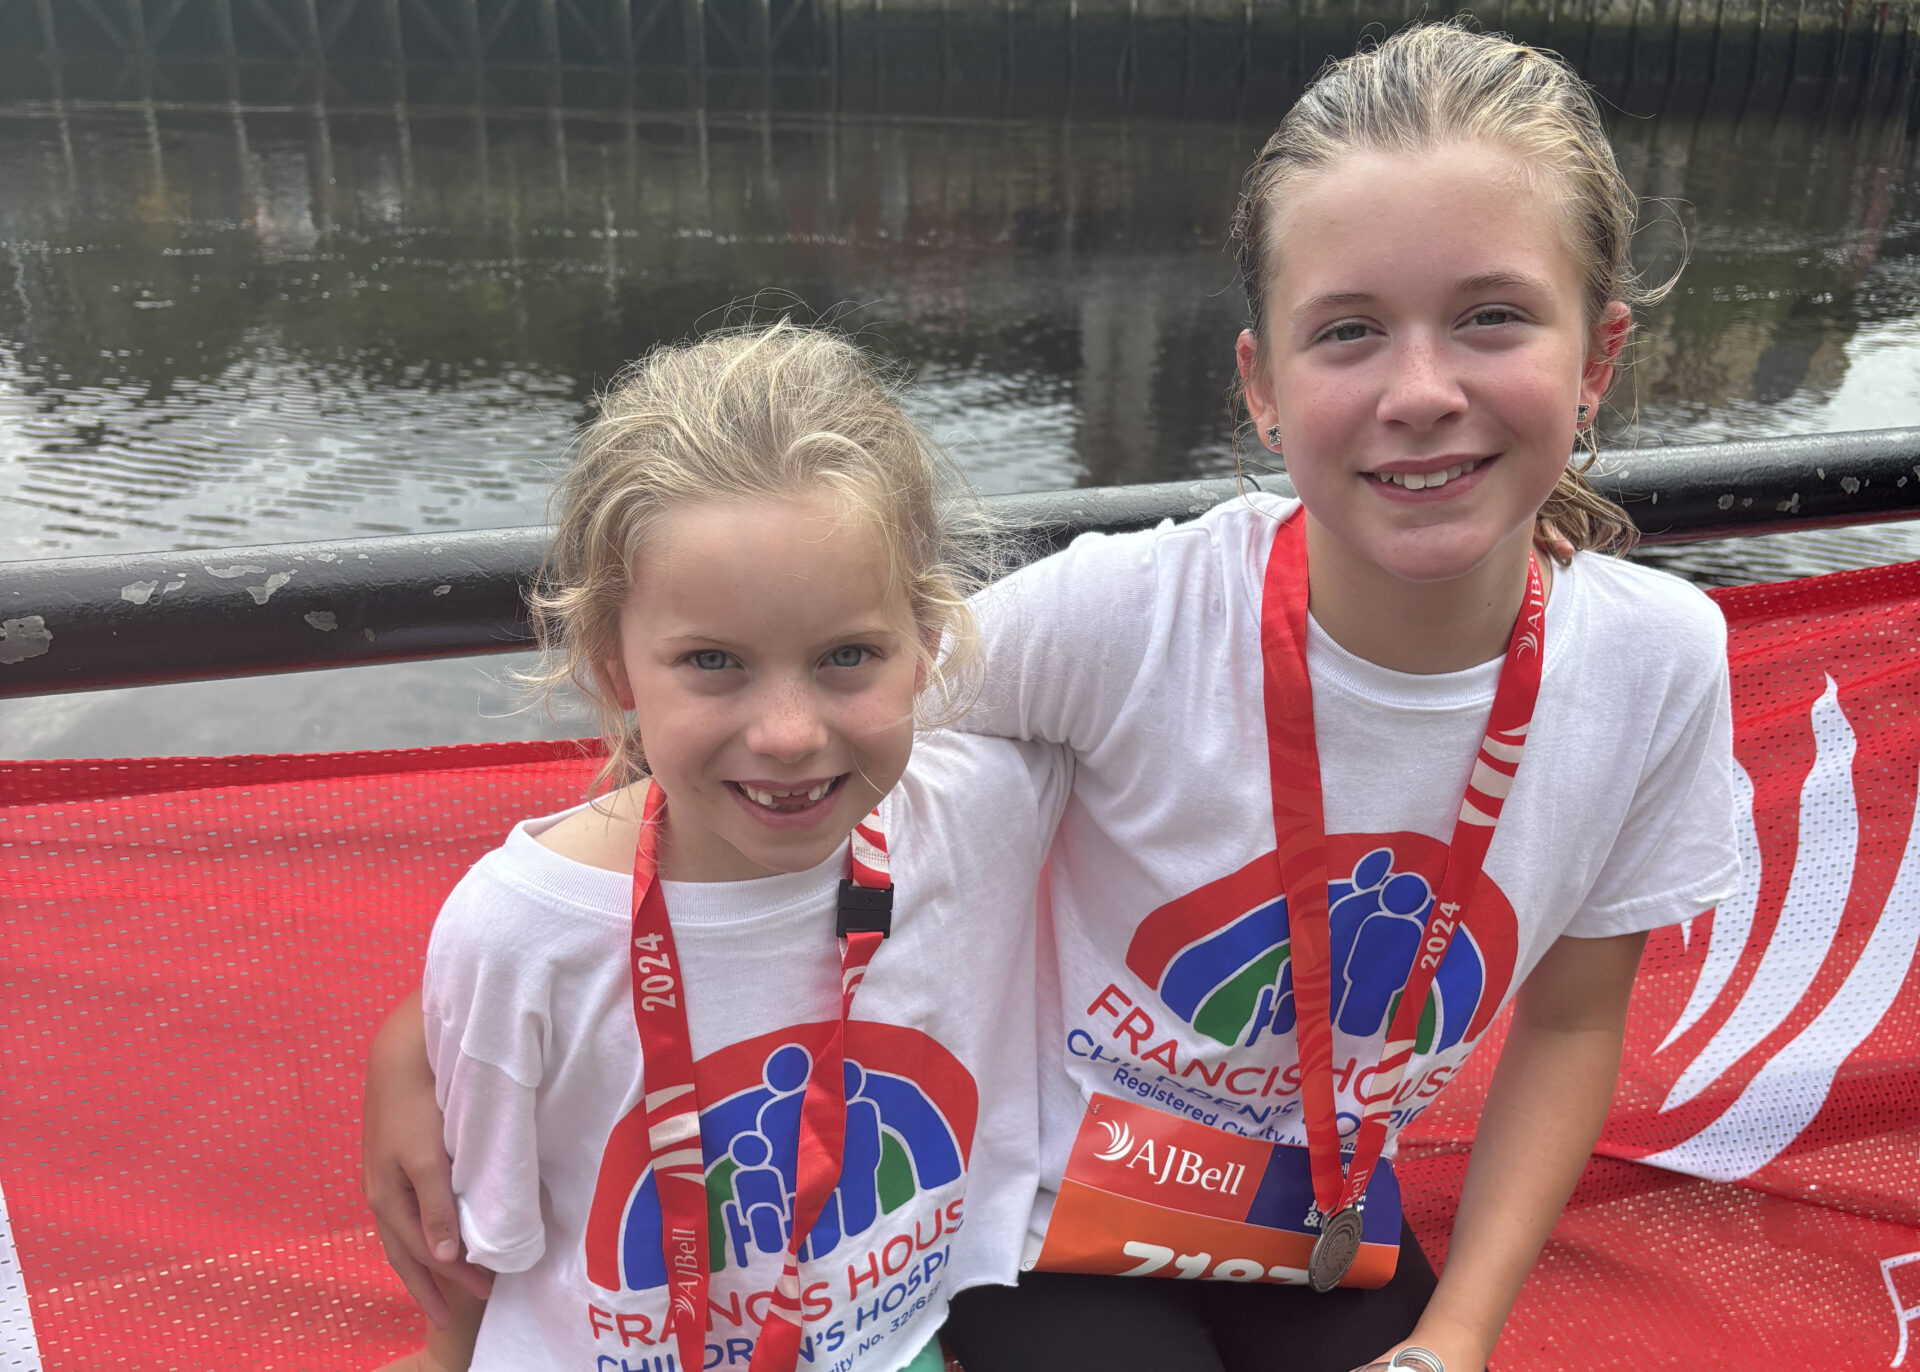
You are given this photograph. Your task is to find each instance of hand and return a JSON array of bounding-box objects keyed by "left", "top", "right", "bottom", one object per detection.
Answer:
[
  {"left": 362, "top": 990, "right": 493, "bottom": 1326},
  {"left": 1354, "top": 1328, "right": 1487, "bottom": 1372}
]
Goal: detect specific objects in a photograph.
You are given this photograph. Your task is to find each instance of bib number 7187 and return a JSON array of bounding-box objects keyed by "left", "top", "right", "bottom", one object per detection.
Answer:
[{"left": 1120, "top": 1241, "right": 1304, "bottom": 1284}]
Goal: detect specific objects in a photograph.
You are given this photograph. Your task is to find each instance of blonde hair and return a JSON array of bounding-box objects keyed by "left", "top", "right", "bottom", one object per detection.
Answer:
[
  {"left": 1230, "top": 19, "right": 1677, "bottom": 557},
  {"left": 528, "top": 320, "right": 995, "bottom": 794}
]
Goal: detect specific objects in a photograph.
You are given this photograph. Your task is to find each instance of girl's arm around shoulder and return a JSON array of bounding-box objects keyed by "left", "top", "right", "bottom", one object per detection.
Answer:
[
  {"left": 903, "top": 732, "right": 1074, "bottom": 871},
  {"left": 421, "top": 856, "right": 571, "bottom": 1279},
  {"left": 364, "top": 988, "right": 493, "bottom": 1327},
  {"left": 368, "top": 831, "right": 606, "bottom": 1331},
  {"left": 964, "top": 496, "right": 1269, "bottom": 750}
]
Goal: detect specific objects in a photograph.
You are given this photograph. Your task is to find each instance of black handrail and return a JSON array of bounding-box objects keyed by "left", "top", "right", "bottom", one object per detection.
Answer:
[{"left": 5, "top": 427, "right": 1919, "bottom": 700}]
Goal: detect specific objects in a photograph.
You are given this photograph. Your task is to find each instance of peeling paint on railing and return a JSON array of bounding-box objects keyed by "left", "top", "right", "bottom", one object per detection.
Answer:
[{"left": 0, "top": 617, "right": 53, "bottom": 666}]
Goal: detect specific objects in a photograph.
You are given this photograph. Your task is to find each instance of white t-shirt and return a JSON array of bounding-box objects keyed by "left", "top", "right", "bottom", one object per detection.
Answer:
[
  {"left": 966, "top": 493, "right": 1741, "bottom": 1237},
  {"left": 425, "top": 730, "right": 1070, "bottom": 1372}
]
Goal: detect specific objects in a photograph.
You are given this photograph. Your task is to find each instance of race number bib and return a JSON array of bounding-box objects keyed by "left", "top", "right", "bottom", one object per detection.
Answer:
[{"left": 1032, "top": 1095, "right": 1402, "bottom": 1289}]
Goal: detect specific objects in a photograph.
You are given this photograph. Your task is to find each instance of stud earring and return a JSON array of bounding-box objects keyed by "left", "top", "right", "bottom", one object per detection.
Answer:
[
  {"left": 1576, "top": 404, "right": 1590, "bottom": 425},
  {"left": 1266, "top": 425, "right": 1282, "bottom": 450}
]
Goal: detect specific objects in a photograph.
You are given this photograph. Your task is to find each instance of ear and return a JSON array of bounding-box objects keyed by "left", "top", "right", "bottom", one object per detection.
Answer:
[
  {"left": 603, "top": 657, "right": 636, "bottom": 712},
  {"left": 1235, "top": 329, "right": 1281, "bottom": 446},
  {"left": 1580, "top": 302, "right": 1632, "bottom": 422}
]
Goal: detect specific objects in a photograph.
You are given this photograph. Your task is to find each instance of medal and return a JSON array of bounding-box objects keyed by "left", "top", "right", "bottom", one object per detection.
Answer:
[
  {"left": 1307, "top": 1205, "right": 1367, "bottom": 1292},
  {"left": 1262, "top": 509, "right": 1545, "bottom": 1291}
]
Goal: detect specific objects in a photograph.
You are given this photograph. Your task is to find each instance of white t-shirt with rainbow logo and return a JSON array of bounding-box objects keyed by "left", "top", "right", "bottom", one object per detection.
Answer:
[
  {"left": 425, "top": 730, "right": 1069, "bottom": 1372},
  {"left": 964, "top": 492, "right": 1742, "bottom": 1255}
]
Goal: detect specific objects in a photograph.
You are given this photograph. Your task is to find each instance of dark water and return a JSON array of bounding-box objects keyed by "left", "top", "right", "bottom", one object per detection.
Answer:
[{"left": 2, "top": 91, "right": 1919, "bottom": 755}]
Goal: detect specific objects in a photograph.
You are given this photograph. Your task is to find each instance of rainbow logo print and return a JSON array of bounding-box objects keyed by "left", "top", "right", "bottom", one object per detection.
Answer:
[
  {"left": 1126, "top": 832, "right": 1518, "bottom": 1055},
  {"left": 585, "top": 1021, "right": 977, "bottom": 1292}
]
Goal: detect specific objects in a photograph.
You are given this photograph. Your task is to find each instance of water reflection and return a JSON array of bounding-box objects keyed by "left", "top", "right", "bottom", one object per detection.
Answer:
[{"left": 0, "top": 96, "right": 1916, "bottom": 568}]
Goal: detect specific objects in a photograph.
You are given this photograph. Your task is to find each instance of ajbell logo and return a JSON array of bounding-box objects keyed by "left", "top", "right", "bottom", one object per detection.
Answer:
[
  {"left": 1094, "top": 1120, "right": 1137, "bottom": 1161},
  {"left": 1093, "top": 1120, "right": 1247, "bottom": 1195}
]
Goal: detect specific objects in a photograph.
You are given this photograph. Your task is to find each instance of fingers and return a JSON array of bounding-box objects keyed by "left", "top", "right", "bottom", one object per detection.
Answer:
[
  {"left": 364, "top": 990, "right": 484, "bottom": 1319},
  {"left": 367, "top": 1157, "right": 492, "bottom": 1315},
  {"left": 364, "top": 1129, "right": 466, "bottom": 1321},
  {"left": 405, "top": 1146, "right": 491, "bottom": 1299},
  {"left": 414, "top": 1162, "right": 465, "bottom": 1267},
  {"left": 376, "top": 1208, "right": 454, "bottom": 1331},
  {"left": 434, "top": 1252, "right": 495, "bottom": 1303}
]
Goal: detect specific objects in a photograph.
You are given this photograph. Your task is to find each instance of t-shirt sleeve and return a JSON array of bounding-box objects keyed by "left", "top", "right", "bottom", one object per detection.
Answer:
[
  {"left": 1018, "top": 737, "right": 1076, "bottom": 845},
  {"left": 422, "top": 868, "right": 550, "bottom": 1273},
  {"left": 961, "top": 525, "right": 1167, "bottom": 751},
  {"left": 1562, "top": 612, "right": 1743, "bottom": 939}
]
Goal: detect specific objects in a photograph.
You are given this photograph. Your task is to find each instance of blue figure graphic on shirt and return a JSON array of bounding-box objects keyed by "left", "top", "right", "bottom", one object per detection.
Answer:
[
  {"left": 1156, "top": 846, "right": 1488, "bottom": 1053},
  {"left": 724, "top": 1131, "right": 789, "bottom": 1265},
  {"left": 1324, "top": 848, "right": 1486, "bottom": 1052},
  {"left": 1330, "top": 848, "right": 1433, "bottom": 1034},
  {"left": 754, "top": 1043, "right": 810, "bottom": 1191},
  {"left": 702, "top": 1044, "right": 809, "bottom": 1267},
  {"left": 687, "top": 1042, "right": 967, "bottom": 1274}
]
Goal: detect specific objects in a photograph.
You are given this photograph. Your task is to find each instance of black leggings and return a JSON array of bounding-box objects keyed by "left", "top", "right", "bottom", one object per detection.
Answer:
[{"left": 942, "top": 1220, "right": 1443, "bottom": 1372}]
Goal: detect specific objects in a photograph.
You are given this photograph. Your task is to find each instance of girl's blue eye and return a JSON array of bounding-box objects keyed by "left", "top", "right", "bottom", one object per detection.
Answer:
[
  {"left": 1470, "top": 308, "right": 1517, "bottom": 327},
  {"left": 827, "top": 645, "right": 872, "bottom": 669},
  {"left": 690, "top": 650, "right": 731, "bottom": 671},
  {"left": 1326, "top": 322, "right": 1369, "bottom": 343}
]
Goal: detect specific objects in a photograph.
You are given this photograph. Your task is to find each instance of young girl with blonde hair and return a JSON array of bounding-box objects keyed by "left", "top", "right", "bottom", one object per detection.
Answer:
[
  {"left": 370, "top": 22, "right": 1739, "bottom": 1372},
  {"left": 373, "top": 321, "right": 1067, "bottom": 1372}
]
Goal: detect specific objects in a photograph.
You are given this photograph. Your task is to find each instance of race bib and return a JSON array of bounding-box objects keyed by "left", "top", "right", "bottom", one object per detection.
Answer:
[{"left": 1032, "top": 1094, "right": 1401, "bottom": 1288}]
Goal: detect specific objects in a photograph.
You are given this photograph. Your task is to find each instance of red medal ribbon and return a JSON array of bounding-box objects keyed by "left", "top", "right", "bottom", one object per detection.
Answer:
[
  {"left": 1262, "top": 509, "right": 1545, "bottom": 1224},
  {"left": 627, "top": 784, "right": 891, "bottom": 1372}
]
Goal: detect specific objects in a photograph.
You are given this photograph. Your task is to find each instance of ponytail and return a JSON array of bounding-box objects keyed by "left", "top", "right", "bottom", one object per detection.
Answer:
[{"left": 1537, "top": 447, "right": 1637, "bottom": 559}]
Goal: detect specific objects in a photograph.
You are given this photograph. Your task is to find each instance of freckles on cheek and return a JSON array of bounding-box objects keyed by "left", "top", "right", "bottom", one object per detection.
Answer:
[{"left": 847, "top": 705, "right": 911, "bottom": 747}]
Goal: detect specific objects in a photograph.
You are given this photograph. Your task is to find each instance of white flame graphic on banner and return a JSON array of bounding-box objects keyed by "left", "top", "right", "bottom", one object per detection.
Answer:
[
  {"left": 1095, "top": 1121, "right": 1136, "bottom": 1162},
  {"left": 1886, "top": 1251, "right": 1920, "bottom": 1368},
  {"left": 1644, "top": 676, "right": 1920, "bottom": 1182}
]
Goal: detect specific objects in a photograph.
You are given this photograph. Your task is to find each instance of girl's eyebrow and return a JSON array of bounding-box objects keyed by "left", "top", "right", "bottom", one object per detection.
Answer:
[
  {"left": 656, "top": 625, "right": 903, "bottom": 651},
  {"left": 1456, "top": 269, "right": 1555, "bottom": 296},
  {"left": 1291, "top": 271, "right": 1556, "bottom": 323},
  {"left": 1290, "top": 290, "right": 1374, "bottom": 322}
]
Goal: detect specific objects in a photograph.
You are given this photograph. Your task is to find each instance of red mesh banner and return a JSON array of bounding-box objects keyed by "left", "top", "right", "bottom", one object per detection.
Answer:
[
  {"left": 1401, "top": 557, "right": 1920, "bottom": 1369},
  {"left": 3, "top": 742, "right": 602, "bottom": 1371},
  {"left": 4, "top": 561, "right": 1919, "bottom": 1370}
]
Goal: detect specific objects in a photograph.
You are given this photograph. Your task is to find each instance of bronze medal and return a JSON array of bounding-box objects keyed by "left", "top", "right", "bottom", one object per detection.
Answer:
[{"left": 1307, "top": 1205, "right": 1365, "bottom": 1292}]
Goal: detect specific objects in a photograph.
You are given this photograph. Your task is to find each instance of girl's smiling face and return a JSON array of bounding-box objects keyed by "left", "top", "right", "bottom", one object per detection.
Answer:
[
  {"left": 1238, "top": 141, "right": 1626, "bottom": 593},
  {"left": 605, "top": 490, "right": 922, "bottom": 883}
]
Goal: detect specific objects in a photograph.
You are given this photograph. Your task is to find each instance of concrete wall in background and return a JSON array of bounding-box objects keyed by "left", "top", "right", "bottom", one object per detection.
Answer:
[{"left": 1, "top": 0, "right": 1915, "bottom": 118}]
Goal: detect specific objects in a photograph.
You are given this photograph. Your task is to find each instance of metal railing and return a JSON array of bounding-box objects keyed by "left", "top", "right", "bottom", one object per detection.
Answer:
[{"left": 4, "top": 426, "right": 1919, "bottom": 700}]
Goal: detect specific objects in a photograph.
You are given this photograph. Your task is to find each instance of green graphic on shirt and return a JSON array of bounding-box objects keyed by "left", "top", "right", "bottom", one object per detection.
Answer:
[
  {"left": 1192, "top": 944, "right": 1287, "bottom": 1047},
  {"left": 876, "top": 1132, "right": 916, "bottom": 1214},
  {"left": 705, "top": 1157, "right": 739, "bottom": 1274},
  {"left": 1383, "top": 989, "right": 1439, "bottom": 1056}
]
